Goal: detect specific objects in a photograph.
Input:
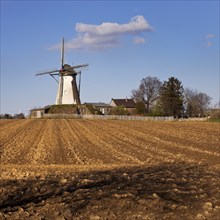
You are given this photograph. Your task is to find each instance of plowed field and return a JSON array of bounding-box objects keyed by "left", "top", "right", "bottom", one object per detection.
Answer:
[{"left": 0, "top": 119, "right": 220, "bottom": 219}]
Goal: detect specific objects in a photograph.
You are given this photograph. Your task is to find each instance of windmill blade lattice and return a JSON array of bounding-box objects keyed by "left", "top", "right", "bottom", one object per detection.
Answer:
[{"left": 35, "top": 37, "right": 88, "bottom": 105}]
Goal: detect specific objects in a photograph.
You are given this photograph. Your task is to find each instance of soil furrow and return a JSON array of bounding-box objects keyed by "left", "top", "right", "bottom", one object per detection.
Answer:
[
  {"left": 85, "top": 120, "right": 189, "bottom": 163},
  {"left": 90, "top": 120, "right": 219, "bottom": 164},
  {"left": 68, "top": 120, "right": 136, "bottom": 164},
  {"left": 1, "top": 120, "right": 47, "bottom": 164},
  {"left": 72, "top": 120, "right": 149, "bottom": 164}
]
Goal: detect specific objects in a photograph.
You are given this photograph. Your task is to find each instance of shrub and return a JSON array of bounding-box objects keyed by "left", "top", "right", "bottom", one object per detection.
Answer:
[
  {"left": 209, "top": 109, "right": 220, "bottom": 120},
  {"left": 109, "top": 106, "right": 129, "bottom": 115},
  {"left": 135, "top": 102, "right": 146, "bottom": 115},
  {"left": 48, "top": 105, "right": 79, "bottom": 114}
]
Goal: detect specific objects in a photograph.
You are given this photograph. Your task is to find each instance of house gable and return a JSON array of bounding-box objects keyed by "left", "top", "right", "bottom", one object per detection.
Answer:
[{"left": 110, "top": 98, "right": 136, "bottom": 109}]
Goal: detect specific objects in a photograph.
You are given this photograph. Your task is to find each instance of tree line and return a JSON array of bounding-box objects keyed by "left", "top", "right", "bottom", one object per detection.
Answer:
[
  {"left": 131, "top": 76, "right": 212, "bottom": 118},
  {"left": 0, "top": 113, "right": 25, "bottom": 119}
]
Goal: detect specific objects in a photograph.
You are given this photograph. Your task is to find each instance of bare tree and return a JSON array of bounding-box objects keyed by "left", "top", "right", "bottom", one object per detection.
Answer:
[
  {"left": 185, "top": 88, "right": 211, "bottom": 117},
  {"left": 132, "top": 76, "right": 162, "bottom": 113}
]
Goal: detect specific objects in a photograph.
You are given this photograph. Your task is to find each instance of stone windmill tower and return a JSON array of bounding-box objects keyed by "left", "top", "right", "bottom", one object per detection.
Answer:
[{"left": 36, "top": 38, "right": 88, "bottom": 105}]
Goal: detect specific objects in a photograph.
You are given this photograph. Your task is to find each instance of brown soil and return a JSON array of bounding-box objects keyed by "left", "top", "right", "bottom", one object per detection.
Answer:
[{"left": 0, "top": 119, "right": 219, "bottom": 219}]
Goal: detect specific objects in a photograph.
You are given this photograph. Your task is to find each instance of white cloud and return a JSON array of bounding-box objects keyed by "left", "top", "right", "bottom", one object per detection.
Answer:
[
  {"left": 133, "top": 37, "right": 146, "bottom": 44},
  {"left": 64, "top": 33, "right": 121, "bottom": 51},
  {"left": 205, "top": 34, "right": 215, "bottom": 39},
  {"left": 203, "top": 34, "right": 215, "bottom": 47},
  {"left": 205, "top": 41, "right": 214, "bottom": 47},
  {"left": 76, "top": 15, "right": 152, "bottom": 36},
  {"left": 50, "top": 15, "right": 153, "bottom": 51}
]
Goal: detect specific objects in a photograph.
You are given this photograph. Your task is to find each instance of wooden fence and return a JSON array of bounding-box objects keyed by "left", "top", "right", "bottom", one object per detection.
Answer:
[{"left": 42, "top": 113, "right": 174, "bottom": 121}]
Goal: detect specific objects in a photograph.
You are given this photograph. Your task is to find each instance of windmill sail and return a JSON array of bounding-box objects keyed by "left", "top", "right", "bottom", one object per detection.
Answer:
[
  {"left": 78, "top": 71, "right": 81, "bottom": 97},
  {"left": 61, "top": 37, "right": 64, "bottom": 68},
  {"left": 36, "top": 37, "right": 88, "bottom": 105},
  {"left": 56, "top": 37, "right": 65, "bottom": 104}
]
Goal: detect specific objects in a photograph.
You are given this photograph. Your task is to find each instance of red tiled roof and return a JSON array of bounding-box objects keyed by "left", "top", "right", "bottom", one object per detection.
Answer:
[{"left": 112, "top": 99, "right": 136, "bottom": 108}]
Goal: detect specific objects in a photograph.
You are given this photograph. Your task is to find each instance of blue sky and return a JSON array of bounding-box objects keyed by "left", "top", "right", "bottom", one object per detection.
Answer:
[{"left": 1, "top": 0, "right": 219, "bottom": 114}]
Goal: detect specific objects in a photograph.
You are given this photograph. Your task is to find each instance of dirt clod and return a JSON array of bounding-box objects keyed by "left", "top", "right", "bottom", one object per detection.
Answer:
[{"left": 0, "top": 119, "right": 219, "bottom": 219}]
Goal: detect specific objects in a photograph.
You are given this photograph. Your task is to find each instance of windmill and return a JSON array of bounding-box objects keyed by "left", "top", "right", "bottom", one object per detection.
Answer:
[{"left": 36, "top": 38, "right": 88, "bottom": 105}]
